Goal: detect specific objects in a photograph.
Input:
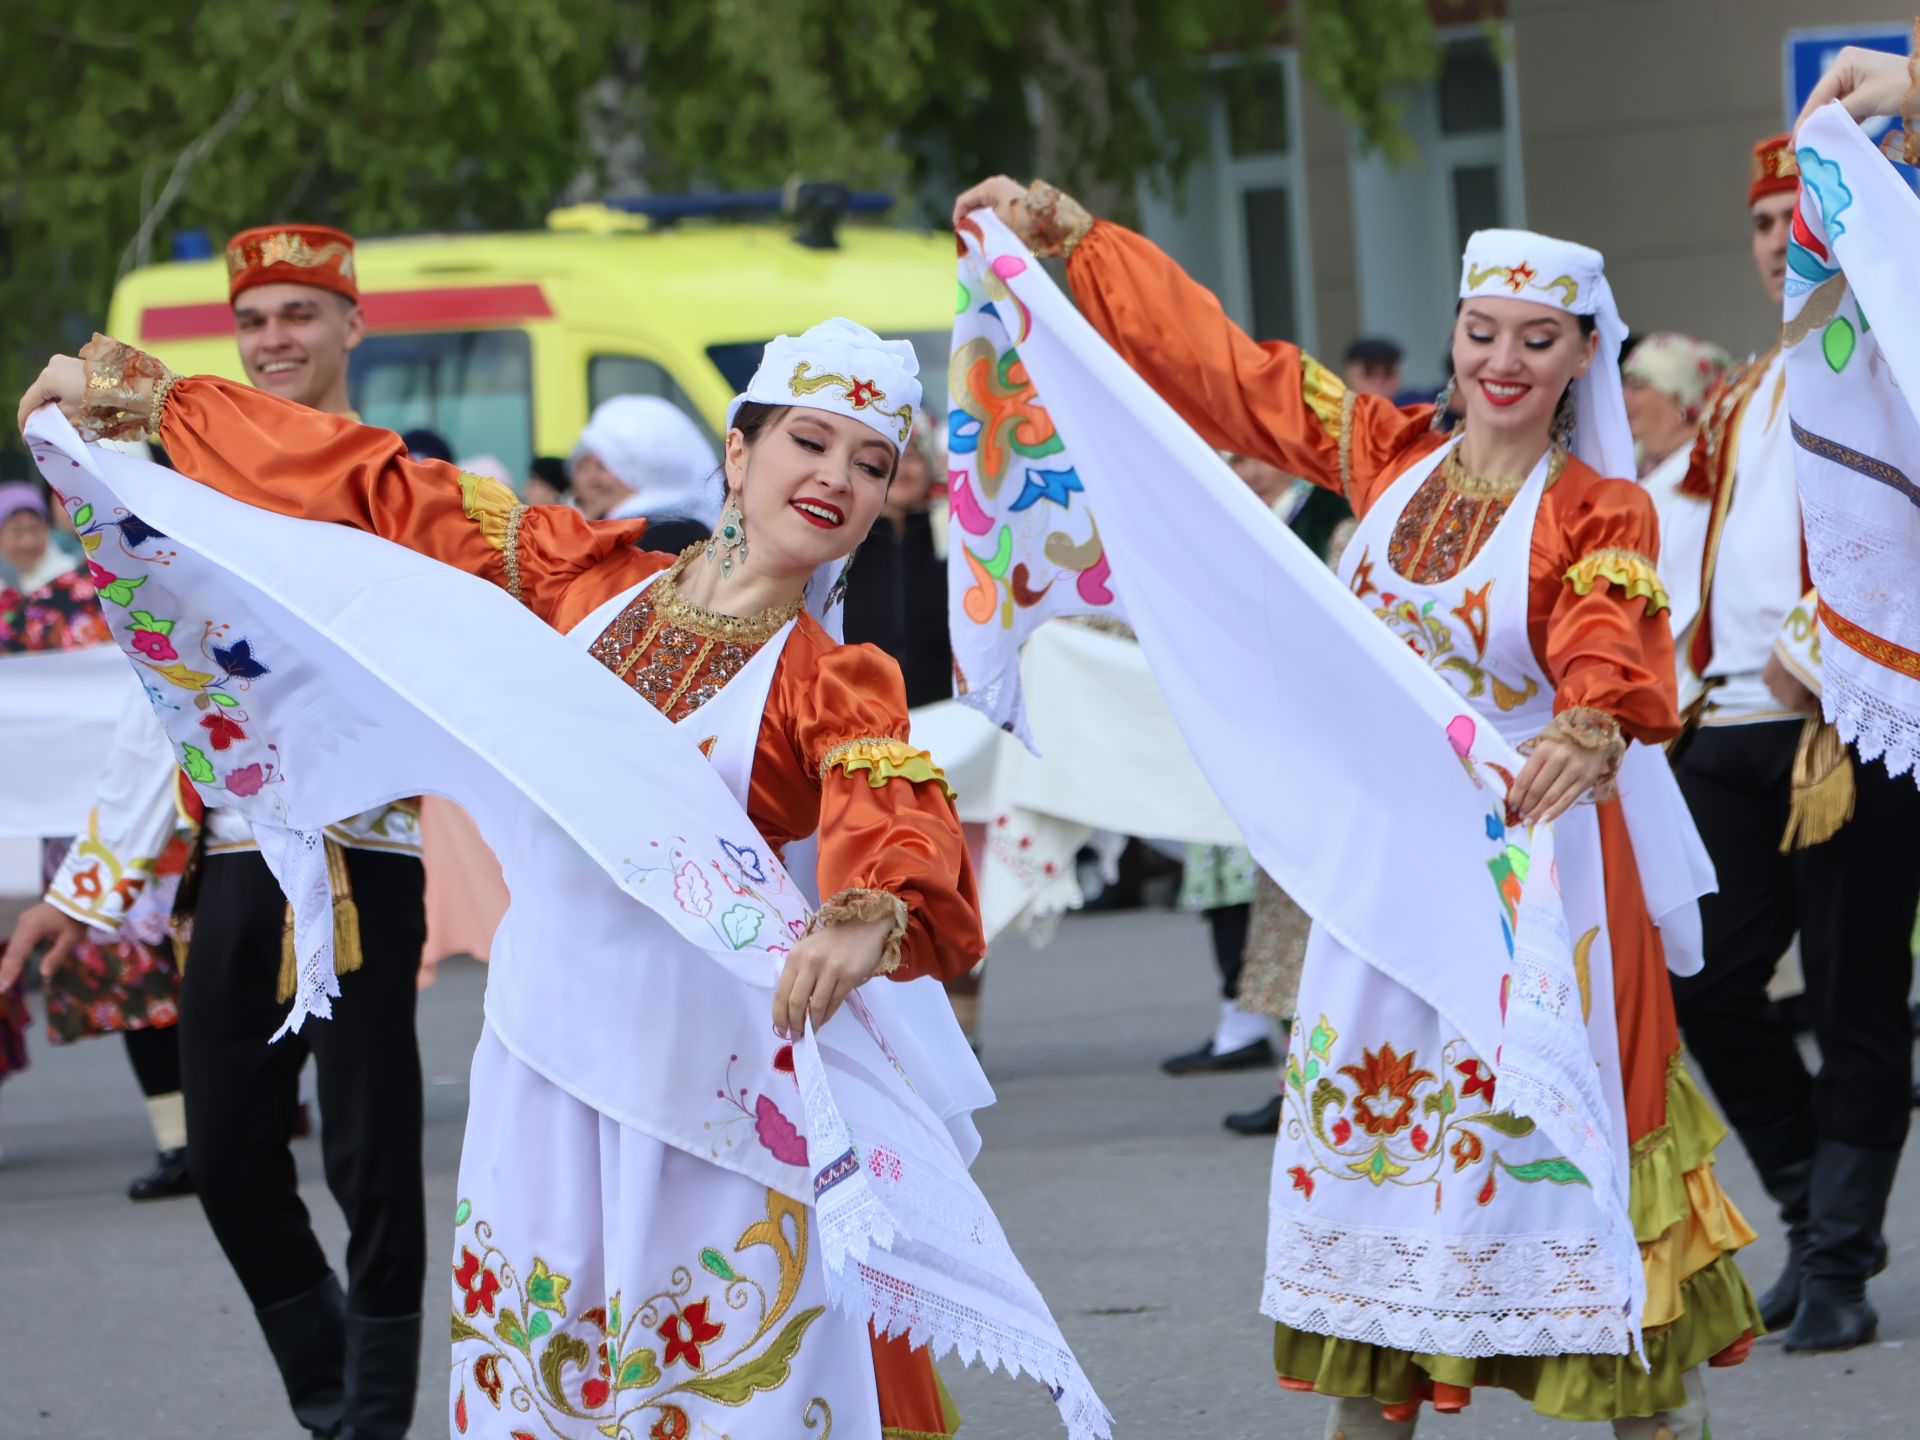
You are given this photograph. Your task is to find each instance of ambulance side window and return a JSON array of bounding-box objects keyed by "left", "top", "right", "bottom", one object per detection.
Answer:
[
  {"left": 588, "top": 356, "right": 717, "bottom": 446},
  {"left": 351, "top": 330, "right": 534, "bottom": 475}
]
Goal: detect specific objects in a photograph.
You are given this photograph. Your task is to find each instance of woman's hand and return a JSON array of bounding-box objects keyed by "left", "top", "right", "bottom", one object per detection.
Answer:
[
  {"left": 1796, "top": 45, "right": 1912, "bottom": 135},
  {"left": 771, "top": 914, "right": 894, "bottom": 1039},
  {"left": 1508, "top": 736, "right": 1612, "bottom": 824},
  {"left": 16, "top": 354, "right": 87, "bottom": 433},
  {"left": 952, "top": 176, "right": 1030, "bottom": 240},
  {"left": 0, "top": 902, "right": 86, "bottom": 990}
]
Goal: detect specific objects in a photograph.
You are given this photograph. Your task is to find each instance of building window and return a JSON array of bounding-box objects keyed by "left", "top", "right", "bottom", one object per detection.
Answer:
[
  {"left": 1213, "top": 54, "right": 1313, "bottom": 347},
  {"left": 1346, "top": 27, "right": 1524, "bottom": 394}
]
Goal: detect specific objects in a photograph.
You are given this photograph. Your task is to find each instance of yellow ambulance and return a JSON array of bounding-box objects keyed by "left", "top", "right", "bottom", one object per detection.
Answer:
[{"left": 104, "top": 193, "right": 956, "bottom": 481}]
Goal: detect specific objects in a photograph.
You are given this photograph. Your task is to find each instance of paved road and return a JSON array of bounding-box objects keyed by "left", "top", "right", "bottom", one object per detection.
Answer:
[{"left": 1, "top": 909, "right": 1914, "bottom": 1438}]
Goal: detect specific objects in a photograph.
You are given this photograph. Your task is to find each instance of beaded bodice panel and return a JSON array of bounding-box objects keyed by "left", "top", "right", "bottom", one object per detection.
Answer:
[
  {"left": 1385, "top": 473, "right": 1511, "bottom": 584},
  {"left": 585, "top": 551, "right": 802, "bottom": 722}
]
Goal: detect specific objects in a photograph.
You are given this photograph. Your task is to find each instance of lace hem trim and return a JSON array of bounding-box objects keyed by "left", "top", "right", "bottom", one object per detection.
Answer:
[{"left": 1260, "top": 1210, "right": 1635, "bottom": 1359}]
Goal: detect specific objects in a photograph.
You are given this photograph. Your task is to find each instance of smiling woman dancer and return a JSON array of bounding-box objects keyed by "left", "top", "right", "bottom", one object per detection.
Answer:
[
  {"left": 953, "top": 178, "right": 1761, "bottom": 1438},
  {"left": 19, "top": 319, "right": 979, "bottom": 1440}
]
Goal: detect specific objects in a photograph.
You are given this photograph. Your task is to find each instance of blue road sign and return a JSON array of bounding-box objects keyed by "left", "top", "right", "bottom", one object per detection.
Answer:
[{"left": 1785, "top": 23, "right": 1911, "bottom": 133}]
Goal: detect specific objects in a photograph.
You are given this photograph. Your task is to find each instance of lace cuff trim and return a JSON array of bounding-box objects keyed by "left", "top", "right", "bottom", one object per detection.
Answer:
[
  {"left": 1885, "top": 23, "right": 1920, "bottom": 167},
  {"left": 819, "top": 737, "right": 956, "bottom": 800},
  {"left": 1563, "top": 547, "right": 1671, "bottom": 617},
  {"left": 1534, "top": 706, "right": 1627, "bottom": 799},
  {"left": 75, "top": 334, "right": 176, "bottom": 443},
  {"left": 805, "top": 886, "right": 909, "bottom": 974},
  {"left": 1020, "top": 180, "right": 1095, "bottom": 258}
]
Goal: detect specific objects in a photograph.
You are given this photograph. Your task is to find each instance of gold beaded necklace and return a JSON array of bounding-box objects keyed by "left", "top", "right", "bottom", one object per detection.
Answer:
[{"left": 1439, "top": 437, "right": 1568, "bottom": 501}]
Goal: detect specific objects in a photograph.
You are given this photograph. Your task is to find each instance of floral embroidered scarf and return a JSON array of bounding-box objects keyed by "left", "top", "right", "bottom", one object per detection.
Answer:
[
  {"left": 1787, "top": 104, "right": 1920, "bottom": 782},
  {"left": 949, "top": 211, "right": 1645, "bottom": 1357}
]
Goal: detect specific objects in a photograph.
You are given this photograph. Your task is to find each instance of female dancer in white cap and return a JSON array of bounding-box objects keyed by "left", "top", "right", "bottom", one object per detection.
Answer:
[
  {"left": 952, "top": 176, "right": 1761, "bottom": 1437},
  {"left": 17, "top": 319, "right": 1097, "bottom": 1439}
]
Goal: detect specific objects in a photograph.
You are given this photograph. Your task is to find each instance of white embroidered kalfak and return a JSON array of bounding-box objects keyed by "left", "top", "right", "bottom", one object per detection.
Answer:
[{"left": 1788, "top": 105, "right": 1920, "bottom": 784}]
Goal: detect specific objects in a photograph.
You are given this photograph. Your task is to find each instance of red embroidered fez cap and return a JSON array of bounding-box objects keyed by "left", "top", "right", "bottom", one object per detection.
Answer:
[{"left": 226, "top": 224, "right": 359, "bottom": 304}]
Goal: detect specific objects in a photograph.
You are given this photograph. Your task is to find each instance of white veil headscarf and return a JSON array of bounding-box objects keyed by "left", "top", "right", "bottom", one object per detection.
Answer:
[
  {"left": 573, "top": 395, "right": 720, "bottom": 523},
  {"left": 1459, "top": 229, "right": 1634, "bottom": 480},
  {"left": 724, "top": 318, "right": 923, "bottom": 639}
]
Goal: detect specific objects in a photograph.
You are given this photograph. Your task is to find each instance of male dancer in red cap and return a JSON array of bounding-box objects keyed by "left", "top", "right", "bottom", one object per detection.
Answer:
[
  {"left": 1669, "top": 138, "right": 1915, "bottom": 1355},
  {"left": 4, "top": 224, "right": 428, "bottom": 1436}
]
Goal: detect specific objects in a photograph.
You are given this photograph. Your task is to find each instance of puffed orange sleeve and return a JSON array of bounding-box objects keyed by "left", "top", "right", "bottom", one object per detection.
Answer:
[
  {"left": 1533, "top": 469, "right": 1680, "bottom": 745},
  {"left": 753, "top": 626, "right": 983, "bottom": 984},
  {"left": 1066, "top": 220, "right": 1439, "bottom": 513},
  {"left": 154, "top": 373, "right": 654, "bottom": 627}
]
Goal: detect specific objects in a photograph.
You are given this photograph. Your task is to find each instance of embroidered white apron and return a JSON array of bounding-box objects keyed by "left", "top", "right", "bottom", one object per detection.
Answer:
[
  {"left": 1263, "top": 441, "right": 1637, "bottom": 1360},
  {"left": 450, "top": 574, "right": 878, "bottom": 1439}
]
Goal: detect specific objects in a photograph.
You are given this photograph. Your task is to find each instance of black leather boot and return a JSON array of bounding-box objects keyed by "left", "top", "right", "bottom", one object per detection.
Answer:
[
  {"left": 127, "top": 1147, "right": 194, "bottom": 1201},
  {"left": 340, "top": 1311, "right": 421, "bottom": 1439},
  {"left": 1783, "top": 1140, "right": 1901, "bottom": 1353},
  {"left": 256, "top": 1273, "right": 348, "bottom": 1436},
  {"left": 1736, "top": 1112, "right": 1816, "bottom": 1330}
]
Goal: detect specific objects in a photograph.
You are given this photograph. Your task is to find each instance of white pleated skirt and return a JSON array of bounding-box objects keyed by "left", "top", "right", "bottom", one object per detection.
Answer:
[{"left": 449, "top": 1023, "right": 883, "bottom": 1439}]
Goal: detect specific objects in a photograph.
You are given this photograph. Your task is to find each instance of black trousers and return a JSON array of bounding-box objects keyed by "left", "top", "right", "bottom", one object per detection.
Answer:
[
  {"left": 1208, "top": 903, "right": 1253, "bottom": 1002},
  {"left": 1672, "top": 722, "right": 1918, "bottom": 1153},
  {"left": 123, "top": 1023, "right": 180, "bottom": 1098},
  {"left": 179, "top": 849, "right": 427, "bottom": 1318}
]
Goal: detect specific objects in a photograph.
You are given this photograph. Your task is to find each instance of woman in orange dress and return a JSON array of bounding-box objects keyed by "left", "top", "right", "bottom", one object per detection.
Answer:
[
  {"left": 954, "top": 177, "right": 1761, "bottom": 1437},
  {"left": 25, "top": 320, "right": 979, "bottom": 1440}
]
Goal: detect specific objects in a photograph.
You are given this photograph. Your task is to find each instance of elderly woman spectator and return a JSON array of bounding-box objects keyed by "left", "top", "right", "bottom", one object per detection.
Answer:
[
  {"left": 570, "top": 395, "right": 718, "bottom": 552},
  {"left": 1622, "top": 332, "right": 1730, "bottom": 647},
  {"left": 0, "top": 483, "right": 71, "bottom": 592}
]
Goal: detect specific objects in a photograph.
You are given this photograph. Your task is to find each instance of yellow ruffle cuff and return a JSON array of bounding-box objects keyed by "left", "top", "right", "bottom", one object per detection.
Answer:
[
  {"left": 819, "top": 737, "right": 957, "bottom": 801},
  {"left": 1563, "top": 547, "right": 1670, "bottom": 617}
]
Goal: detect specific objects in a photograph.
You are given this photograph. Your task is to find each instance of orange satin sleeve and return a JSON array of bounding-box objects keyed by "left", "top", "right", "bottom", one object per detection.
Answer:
[
  {"left": 1066, "top": 219, "right": 1440, "bottom": 514},
  {"left": 749, "top": 623, "right": 984, "bottom": 984},
  {"left": 1527, "top": 463, "right": 1681, "bottom": 745},
  {"left": 155, "top": 373, "right": 657, "bottom": 627}
]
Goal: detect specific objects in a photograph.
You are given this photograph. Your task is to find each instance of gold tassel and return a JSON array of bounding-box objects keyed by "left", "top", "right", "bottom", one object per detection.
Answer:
[
  {"left": 275, "top": 839, "right": 365, "bottom": 1004},
  {"left": 1779, "top": 718, "right": 1856, "bottom": 853}
]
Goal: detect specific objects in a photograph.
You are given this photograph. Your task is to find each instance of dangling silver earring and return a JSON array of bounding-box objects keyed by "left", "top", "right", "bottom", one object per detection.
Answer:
[
  {"left": 1550, "top": 389, "right": 1577, "bottom": 450},
  {"left": 706, "top": 499, "right": 748, "bottom": 576},
  {"left": 825, "top": 546, "right": 858, "bottom": 614},
  {"left": 1429, "top": 375, "right": 1457, "bottom": 431}
]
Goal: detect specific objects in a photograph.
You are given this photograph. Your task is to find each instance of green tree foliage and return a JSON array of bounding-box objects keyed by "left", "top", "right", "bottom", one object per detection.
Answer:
[
  {"left": 0, "top": 0, "right": 620, "bottom": 426},
  {"left": 617, "top": 0, "right": 1281, "bottom": 215},
  {"left": 1299, "top": 0, "right": 1447, "bottom": 163},
  {"left": 0, "top": 0, "right": 1440, "bottom": 455}
]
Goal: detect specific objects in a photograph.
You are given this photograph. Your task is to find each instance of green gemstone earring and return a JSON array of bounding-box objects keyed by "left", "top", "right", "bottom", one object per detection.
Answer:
[{"left": 705, "top": 501, "right": 749, "bottom": 576}]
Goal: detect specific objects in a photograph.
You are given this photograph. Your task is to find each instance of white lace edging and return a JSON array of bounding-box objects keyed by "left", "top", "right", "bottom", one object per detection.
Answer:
[
  {"left": 253, "top": 824, "right": 340, "bottom": 1039},
  {"left": 796, "top": 1020, "right": 1112, "bottom": 1440},
  {"left": 1823, "top": 656, "right": 1920, "bottom": 783},
  {"left": 1261, "top": 1208, "right": 1634, "bottom": 1358}
]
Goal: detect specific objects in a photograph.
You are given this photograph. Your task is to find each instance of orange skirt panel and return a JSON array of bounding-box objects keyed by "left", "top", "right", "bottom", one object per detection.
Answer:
[
  {"left": 871, "top": 1328, "right": 960, "bottom": 1437},
  {"left": 1597, "top": 800, "right": 1681, "bottom": 1142}
]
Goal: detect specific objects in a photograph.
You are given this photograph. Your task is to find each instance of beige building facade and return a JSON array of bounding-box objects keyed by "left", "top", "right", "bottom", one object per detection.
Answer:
[{"left": 1138, "top": 0, "right": 1874, "bottom": 396}]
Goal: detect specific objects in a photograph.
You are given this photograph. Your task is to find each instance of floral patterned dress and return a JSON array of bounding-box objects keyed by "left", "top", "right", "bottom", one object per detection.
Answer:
[{"left": 2, "top": 561, "right": 183, "bottom": 1062}]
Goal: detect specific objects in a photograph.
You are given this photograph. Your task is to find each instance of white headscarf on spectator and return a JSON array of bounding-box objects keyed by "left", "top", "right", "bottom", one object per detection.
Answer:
[{"left": 573, "top": 396, "right": 720, "bottom": 523}]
